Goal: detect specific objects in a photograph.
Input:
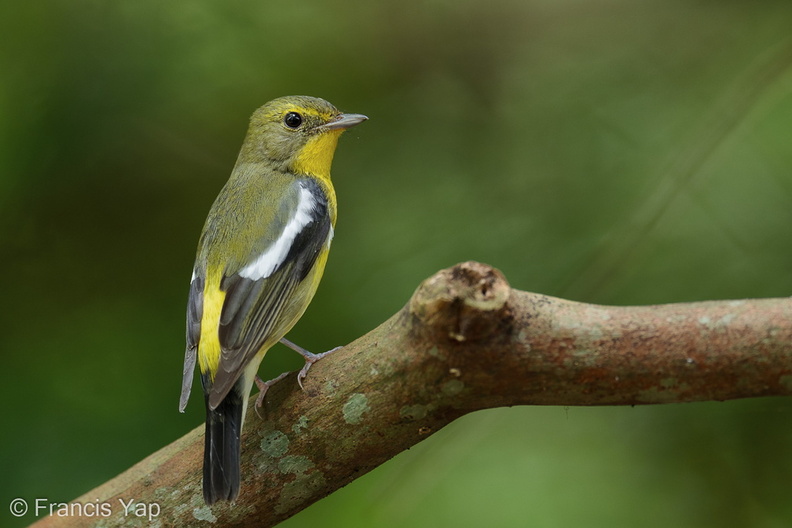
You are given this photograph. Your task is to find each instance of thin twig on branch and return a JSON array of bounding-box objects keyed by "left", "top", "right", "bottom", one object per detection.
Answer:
[{"left": 30, "top": 261, "right": 792, "bottom": 527}]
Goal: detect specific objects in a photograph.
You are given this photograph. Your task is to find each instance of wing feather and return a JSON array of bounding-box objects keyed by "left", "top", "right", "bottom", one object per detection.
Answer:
[
  {"left": 180, "top": 273, "right": 204, "bottom": 411},
  {"left": 207, "top": 179, "right": 332, "bottom": 407}
]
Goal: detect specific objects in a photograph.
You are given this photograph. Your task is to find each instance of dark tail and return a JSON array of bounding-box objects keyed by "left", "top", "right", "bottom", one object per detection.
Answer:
[{"left": 203, "top": 390, "right": 243, "bottom": 504}]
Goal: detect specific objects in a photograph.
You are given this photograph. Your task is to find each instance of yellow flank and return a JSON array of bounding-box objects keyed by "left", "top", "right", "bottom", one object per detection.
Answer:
[{"left": 198, "top": 267, "right": 225, "bottom": 378}]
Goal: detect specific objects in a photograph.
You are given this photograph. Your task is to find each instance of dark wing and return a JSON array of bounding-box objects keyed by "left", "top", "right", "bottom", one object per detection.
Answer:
[
  {"left": 207, "top": 179, "right": 331, "bottom": 409},
  {"left": 180, "top": 272, "right": 204, "bottom": 411}
]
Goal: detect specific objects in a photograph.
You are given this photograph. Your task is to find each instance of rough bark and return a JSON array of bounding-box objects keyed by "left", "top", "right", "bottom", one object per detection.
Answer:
[{"left": 29, "top": 262, "right": 792, "bottom": 528}]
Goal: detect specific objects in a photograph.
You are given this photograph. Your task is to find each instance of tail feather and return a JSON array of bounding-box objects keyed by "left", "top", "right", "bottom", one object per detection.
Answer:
[{"left": 203, "top": 390, "right": 243, "bottom": 504}]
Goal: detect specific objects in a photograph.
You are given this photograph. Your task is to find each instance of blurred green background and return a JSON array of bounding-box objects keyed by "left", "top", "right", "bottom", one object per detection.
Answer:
[{"left": 2, "top": 1, "right": 792, "bottom": 527}]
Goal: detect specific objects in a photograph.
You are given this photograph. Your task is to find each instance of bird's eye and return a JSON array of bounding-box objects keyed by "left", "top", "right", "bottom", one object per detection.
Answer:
[{"left": 284, "top": 112, "right": 303, "bottom": 129}]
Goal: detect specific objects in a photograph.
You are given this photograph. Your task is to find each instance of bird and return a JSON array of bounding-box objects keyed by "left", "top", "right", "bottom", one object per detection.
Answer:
[{"left": 178, "top": 95, "right": 367, "bottom": 505}]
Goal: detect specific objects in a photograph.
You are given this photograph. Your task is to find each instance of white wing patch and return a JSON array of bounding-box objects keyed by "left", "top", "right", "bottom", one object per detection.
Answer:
[{"left": 238, "top": 183, "right": 317, "bottom": 281}]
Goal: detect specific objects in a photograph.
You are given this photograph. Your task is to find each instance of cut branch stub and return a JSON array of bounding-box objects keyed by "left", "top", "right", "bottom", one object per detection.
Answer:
[{"left": 410, "top": 261, "right": 512, "bottom": 343}]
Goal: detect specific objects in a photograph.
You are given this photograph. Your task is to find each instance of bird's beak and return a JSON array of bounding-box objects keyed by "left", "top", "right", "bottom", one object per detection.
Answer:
[{"left": 323, "top": 113, "right": 368, "bottom": 131}]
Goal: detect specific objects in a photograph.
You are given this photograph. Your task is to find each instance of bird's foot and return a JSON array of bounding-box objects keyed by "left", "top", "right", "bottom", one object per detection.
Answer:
[
  {"left": 254, "top": 372, "right": 290, "bottom": 418},
  {"left": 279, "top": 338, "right": 343, "bottom": 390},
  {"left": 297, "top": 347, "right": 343, "bottom": 390}
]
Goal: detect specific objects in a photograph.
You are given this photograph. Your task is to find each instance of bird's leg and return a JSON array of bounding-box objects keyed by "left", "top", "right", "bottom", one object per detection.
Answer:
[
  {"left": 253, "top": 372, "right": 290, "bottom": 417},
  {"left": 279, "top": 337, "right": 343, "bottom": 390}
]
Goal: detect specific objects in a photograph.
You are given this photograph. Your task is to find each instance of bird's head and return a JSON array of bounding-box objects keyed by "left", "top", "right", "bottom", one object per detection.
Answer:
[{"left": 241, "top": 95, "right": 367, "bottom": 179}]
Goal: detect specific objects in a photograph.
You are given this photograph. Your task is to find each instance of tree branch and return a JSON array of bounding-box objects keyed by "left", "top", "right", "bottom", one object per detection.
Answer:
[{"left": 31, "top": 261, "right": 792, "bottom": 528}]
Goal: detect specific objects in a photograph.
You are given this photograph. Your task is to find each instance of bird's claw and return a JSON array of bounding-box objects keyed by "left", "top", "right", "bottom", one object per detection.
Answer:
[
  {"left": 253, "top": 372, "right": 290, "bottom": 419},
  {"left": 296, "top": 346, "right": 343, "bottom": 391}
]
